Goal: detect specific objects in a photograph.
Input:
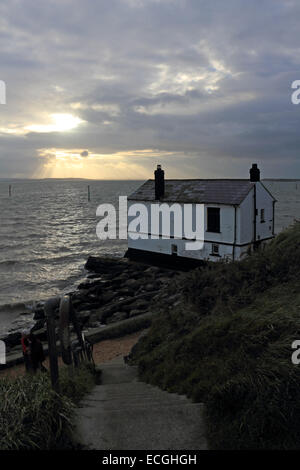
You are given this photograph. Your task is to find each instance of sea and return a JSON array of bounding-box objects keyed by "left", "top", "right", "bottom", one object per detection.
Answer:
[{"left": 0, "top": 179, "right": 299, "bottom": 336}]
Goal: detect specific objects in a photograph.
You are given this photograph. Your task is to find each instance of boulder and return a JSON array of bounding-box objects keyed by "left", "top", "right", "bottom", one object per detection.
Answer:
[
  {"left": 33, "top": 307, "right": 45, "bottom": 320},
  {"left": 101, "top": 292, "right": 116, "bottom": 304},
  {"left": 124, "top": 279, "right": 140, "bottom": 288},
  {"left": 85, "top": 256, "right": 128, "bottom": 274},
  {"left": 134, "top": 299, "right": 149, "bottom": 310},
  {"left": 106, "top": 311, "right": 128, "bottom": 324},
  {"left": 31, "top": 327, "right": 47, "bottom": 341},
  {"left": 129, "top": 309, "right": 144, "bottom": 318},
  {"left": 31, "top": 319, "right": 45, "bottom": 332},
  {"left": 144, "top": 283, "right": 157, "bottom": 292},
  {"left": 2, "top": 331, "right": 21, "bottom": 348},
  {"left": 77, "top": 310, "right": 92, "bottom": 325}
]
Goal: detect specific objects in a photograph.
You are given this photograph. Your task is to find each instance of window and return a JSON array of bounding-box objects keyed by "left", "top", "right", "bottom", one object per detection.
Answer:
[
  {"left": 211, "top": 243, "right": 219, "bottom": 256},
  {"left": 171, "top": 244, "right": 178, "bottom": 255},
  {"left": 207, "top": 207, "right": 220, "bottom": 233},
  {"left": 260, "top": 209, "right": 265, "bottom": 223}
]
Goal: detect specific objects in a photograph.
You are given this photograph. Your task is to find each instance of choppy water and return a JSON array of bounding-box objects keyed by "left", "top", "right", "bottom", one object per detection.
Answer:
[
  {"left": 0, "top": 179, "right": 141, "bottom": 335},
  {"left": 0, "top": 179, "right": 299, "bottom": 336}
]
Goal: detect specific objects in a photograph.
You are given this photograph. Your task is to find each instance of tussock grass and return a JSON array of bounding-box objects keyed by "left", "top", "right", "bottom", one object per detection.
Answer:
[
  {"left": 130, "top": 222, "right": 300, "bottom": 449},
  {"left": 0, "top": 363, "right": 96, "bottom": 450}
]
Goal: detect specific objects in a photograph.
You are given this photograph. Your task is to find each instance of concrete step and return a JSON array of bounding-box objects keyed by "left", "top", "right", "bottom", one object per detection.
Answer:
[
  {"left": 79, "top": 401, "right": 200, "bottom": 412},
  {"left": 82, "top": 387, "right": 190, "bottom": 403},
  {"left": 80, "top": 395, "right": 191, "bottom": 408},
  {"left": 77, "top": 402, "right": 206, "bottom": 450},
  {"left": 75, "top": 356, "right": 207, "bottom": 450}
]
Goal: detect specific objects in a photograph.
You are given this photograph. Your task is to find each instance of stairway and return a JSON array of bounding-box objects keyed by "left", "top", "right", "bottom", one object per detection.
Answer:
[{"left": 75, "top": 356, "right": 207, "bottom": 450}]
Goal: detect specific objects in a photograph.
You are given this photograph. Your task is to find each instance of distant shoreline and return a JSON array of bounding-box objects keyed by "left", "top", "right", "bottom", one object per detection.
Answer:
[
  {"left": 0, "top": 177, "right": 299, "bottom": 182},
  {"left": 263, "top": 178, "right": 300, "bottom": 182}
]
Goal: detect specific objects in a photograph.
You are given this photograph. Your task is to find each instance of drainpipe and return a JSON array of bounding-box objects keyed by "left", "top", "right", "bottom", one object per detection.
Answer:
[
  {"left": 232, "top": 206, "right": 237, "bottom": 261},
  {"left": 253, "top": 184, "right": 257, "bottom": 249}
]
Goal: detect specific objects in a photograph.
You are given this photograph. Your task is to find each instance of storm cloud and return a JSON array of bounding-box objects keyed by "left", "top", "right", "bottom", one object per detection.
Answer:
[{"left": 0, "top": 0, "right": 299, "bottom": 178}]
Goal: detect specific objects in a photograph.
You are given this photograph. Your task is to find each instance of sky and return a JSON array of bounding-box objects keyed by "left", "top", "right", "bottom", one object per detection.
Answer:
[{"left": 0, "top": 0, "right": 300, "bottom": 180}]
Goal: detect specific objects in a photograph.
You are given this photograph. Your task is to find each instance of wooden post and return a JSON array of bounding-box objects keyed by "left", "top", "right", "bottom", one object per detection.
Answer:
[
  {"left": 44, "top": 297, "right": 60, "bottom": 393},
  {"left": 87, "top": 185, "right": 91, "bottom": 202},
  {"left": 8, "top": 185, "right": 11, "bottom": 197}
]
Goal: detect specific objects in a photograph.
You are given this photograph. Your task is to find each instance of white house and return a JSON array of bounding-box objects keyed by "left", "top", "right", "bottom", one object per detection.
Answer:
[{"left": 127, "top": 164, "right": 276, "bottom": 263}]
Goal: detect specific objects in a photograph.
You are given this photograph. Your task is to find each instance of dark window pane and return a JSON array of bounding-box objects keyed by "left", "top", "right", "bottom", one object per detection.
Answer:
[{"left": 207, "top": 207, "right": 220, "bottom": 232}]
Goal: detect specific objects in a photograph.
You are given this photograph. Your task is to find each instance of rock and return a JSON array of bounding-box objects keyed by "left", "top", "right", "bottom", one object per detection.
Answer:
[
  {"left": 87, "top": 274, "right": 103, "bottom": 279},
  {"left": 124, "top": 279, "right": 140, "bottom": 289},
  {"left": 76, "top": 301, "right": 102, "bottom": 311},
  {"left": 33, "top": 307, "right": 45, "bottom": 320},
  {"left": 77, "top": 311, "right": 92, "bottom": 324},
  {"left": 2, "top": 332, "right": 21, "bottom": 348},
  {"left": 89, "top": 312, "right": 99, "bottom": 323},
  {"left": 129, "top": 309, "right": 144, "bottom": 318},
  {"left": 86, "top": 321, "right": 102, "bottom": 328},
  {"left": 106, "top": 311, "right": 128, "bottom": 324},
  {"left": 166, "top": 294, "right": 181, "bottom": 303},
  {"left": 78, "top": 279, "right": 103, "bottom": 290},
  {"left": 101, "top": 292, "right": 116, "bottom": 304},
  {"left": 134, "top": 300, "right": 149, "bottom": 310},
  {"left": 85, "top": 256, "right": 128, "bottom": 274},
  {"left": 31, "top": 319, "right": 45, "bottom": 332},
  {"left": 144, "top": 283, "right": 157, "bottom": 292},
  {"left": 145, "top": 266, "right": 161, "bottom": 274},
  {"left": 9, "top": 344, "right": 22, "bottom": 354},
  {"left": 119, "top": 302, "right": 135, "bottom": 313},
  {"left": 31, "top": 327, "right": 47, "bottom": 341},
  {"left": 117, "top": 288, "right": 134, "bottom": 296}
]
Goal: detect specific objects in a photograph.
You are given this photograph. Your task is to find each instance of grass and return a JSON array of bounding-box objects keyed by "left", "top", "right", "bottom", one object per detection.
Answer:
[
  {"left": 0, "top": 362, "right": 97, "bottom": 450},
  {"left": 130, "top": 222, "right": 300, "bottom": 449}
]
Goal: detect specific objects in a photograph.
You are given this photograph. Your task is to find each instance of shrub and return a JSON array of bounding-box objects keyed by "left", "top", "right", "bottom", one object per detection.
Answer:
[{"left": 0, "top": 363, "right": 96, "bottom": 450}]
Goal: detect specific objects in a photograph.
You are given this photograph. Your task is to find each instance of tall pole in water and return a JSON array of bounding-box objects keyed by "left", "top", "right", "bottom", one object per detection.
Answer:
[
  {"left": 88, "top": 185, "right": 91, "bottom": 202},
  {"left": 8, "top": 184, "right": 11, "bottom": 197}
]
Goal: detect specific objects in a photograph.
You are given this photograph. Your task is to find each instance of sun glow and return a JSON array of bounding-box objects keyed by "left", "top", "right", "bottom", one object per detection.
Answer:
[
  {"left": 34, "top": 147, "right": 181, "bottom": 179},
  {"left": 26, "top": 113, "right": 83, "bottom": 133}
]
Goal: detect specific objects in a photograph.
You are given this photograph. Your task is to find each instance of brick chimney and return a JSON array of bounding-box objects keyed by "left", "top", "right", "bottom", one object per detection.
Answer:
[
  {"left": 250, "top": 163, "right": 260, "bottom": 182},
  {"left": 154, "top": 164, "right": 165, "bottom": 200}
]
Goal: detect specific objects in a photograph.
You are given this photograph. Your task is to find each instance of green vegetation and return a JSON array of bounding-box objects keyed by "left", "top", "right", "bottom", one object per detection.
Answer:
[
  {"left": 0, "top": 363, "right": 97, "bottom": 450},
  {"left": 130, "top": 222, "right": 300, "bottom": 449}
]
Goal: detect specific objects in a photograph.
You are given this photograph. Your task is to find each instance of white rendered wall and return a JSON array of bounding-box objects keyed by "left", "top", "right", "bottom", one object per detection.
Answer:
[
  {"left": 128, "top": 200, "right": 236, "bottom": 261},
  {"left": 127, "top": 236, "right": 235, "bottom": 262},
  {"left": 127, "top": 187, "right": 274, "bottom": 262},
  {"left": 237, "top": 189, "right": 254, "bottom": 245},
  {"left": 255, "top": 182, "right": 274, "bottom": 241}
]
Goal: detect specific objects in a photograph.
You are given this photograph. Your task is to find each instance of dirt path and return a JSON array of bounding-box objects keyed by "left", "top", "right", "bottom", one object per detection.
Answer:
[{"left": 0, "top": 330, "right": 146, "bottom": 379}]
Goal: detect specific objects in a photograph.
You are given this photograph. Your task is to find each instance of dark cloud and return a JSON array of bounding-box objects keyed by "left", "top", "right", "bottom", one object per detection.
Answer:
[{"left": 0, "top": 0, "right": 299, "bottom": 178}]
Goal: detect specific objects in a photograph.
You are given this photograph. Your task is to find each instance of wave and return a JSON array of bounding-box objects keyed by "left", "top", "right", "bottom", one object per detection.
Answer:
[
  {"left": 0, "top": 259, "right": 21, "bottom": 267},
  {"left": 0, "top": 300, "right": 35, "bottom": 315},
  {"left": 0, "top": 252, "right": 85, "bottom": 268}
]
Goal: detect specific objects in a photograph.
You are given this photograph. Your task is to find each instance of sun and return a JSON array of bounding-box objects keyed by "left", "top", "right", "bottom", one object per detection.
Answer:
[
  {"left": 26, "top": 113, "right": 83, "bottom": 133},
  {"left": 50, "top": 113, "right": 83, "bottom": 131}
]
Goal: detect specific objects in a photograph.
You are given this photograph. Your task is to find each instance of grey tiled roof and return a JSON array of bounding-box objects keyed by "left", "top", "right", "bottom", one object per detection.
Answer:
[{"left": 128, "top": 179, "right": 255, "bottom": 205}]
